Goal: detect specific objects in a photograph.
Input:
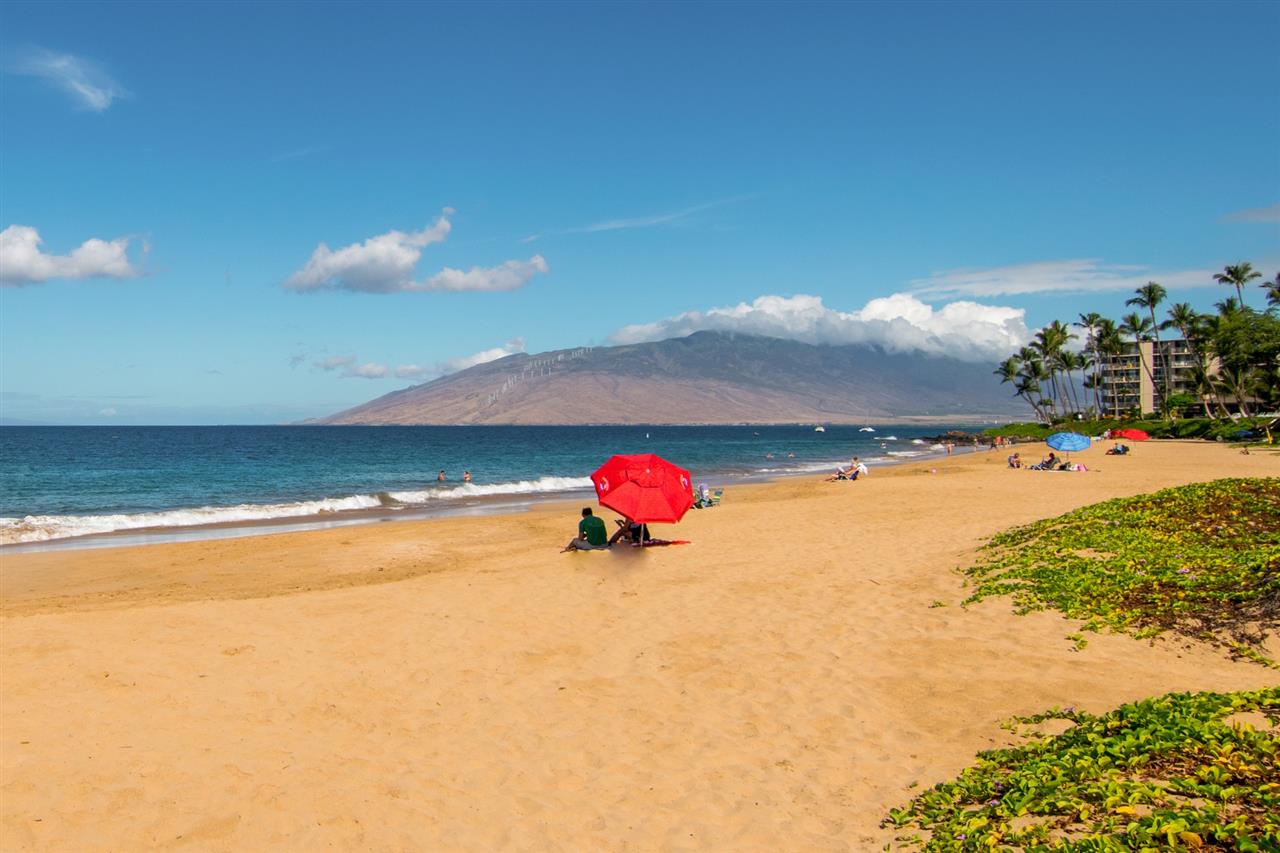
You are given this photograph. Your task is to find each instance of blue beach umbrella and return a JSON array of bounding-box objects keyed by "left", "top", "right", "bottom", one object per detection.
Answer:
[{"left": 1046, "top": 432, "right": 1090, "bottom": 453}]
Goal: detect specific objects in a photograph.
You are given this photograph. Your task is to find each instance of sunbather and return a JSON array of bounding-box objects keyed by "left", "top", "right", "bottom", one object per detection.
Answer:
[{"left": 1029, "top": 452, "right": 1059, "bottom": 471}]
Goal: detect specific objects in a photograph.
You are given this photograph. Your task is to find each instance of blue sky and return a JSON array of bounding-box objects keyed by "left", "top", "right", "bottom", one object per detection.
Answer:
[{"left": 2, "top": 0, "right": 1277, "bottom": 424}]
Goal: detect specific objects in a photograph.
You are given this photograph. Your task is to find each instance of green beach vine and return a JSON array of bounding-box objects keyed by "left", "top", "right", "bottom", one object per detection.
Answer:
[
  {"left": 884, "top": 688, "right": 1280, "bottom": 851},
  {"left": 960, "top": 478, "right": 1280, "bottom": 665}
]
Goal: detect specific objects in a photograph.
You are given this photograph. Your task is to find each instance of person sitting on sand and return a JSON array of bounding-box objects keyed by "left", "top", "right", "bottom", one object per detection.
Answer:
[
  {"left": 1007, "top": 452, "right": 1022, "bottom": 468},
  {"left": 564, "top": 507, "right": 610, "bottom": 551},
  {"left": 609, "top": 517, "right": 650, "bottom": 546},
  {"left": 1030, "top": 452, "right": 1058, "bottom": 471},
  {"left": 825, "top": 459, "right": 854, "bottom": 481},
  {"left": 825, "top": 457, "right": 868, "bottom": 482}
]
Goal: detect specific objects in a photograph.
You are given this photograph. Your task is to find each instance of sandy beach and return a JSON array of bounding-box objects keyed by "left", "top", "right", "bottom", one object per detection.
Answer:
[{"left": 2, "top": 441, "right": 1276, "bottom": 851}]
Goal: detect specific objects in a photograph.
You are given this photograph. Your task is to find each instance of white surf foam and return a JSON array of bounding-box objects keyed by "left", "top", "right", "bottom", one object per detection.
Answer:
[
  {"left": 387, "top": 476, "right": 592, "bottom": 503},
  {"left": 754, "top": 461, "right": 846, "bottom": 474},
  {"left": 0, "top": 475, "right": 596, "bottom": 545}
]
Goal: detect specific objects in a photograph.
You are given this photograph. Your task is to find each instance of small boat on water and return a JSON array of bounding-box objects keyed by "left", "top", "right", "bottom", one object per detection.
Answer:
[
  {"left": 858, "top": 427, "right": 875, "bottom": 432},
  {"left": 814, "top": 425, "right": 825, "bottom": 433}
]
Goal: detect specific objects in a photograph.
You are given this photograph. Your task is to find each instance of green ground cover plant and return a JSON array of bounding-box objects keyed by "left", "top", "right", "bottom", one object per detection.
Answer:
[
  {"left": 884, "top": 688, "right": 1280, "bottom": 851},
  {"left": 960, "top": 478, "right": 1280, "bottom": 664}
]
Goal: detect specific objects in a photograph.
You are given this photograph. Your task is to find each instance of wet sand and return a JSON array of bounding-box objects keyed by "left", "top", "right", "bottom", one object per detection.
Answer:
[{"left": 2, "top": 441, "right": 1276, "bottom": 850}]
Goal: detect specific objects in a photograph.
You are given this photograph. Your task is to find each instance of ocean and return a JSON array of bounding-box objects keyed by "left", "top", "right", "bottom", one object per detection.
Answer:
[{"left": 0, "top": 424, "right": 976, "bottom": 549}]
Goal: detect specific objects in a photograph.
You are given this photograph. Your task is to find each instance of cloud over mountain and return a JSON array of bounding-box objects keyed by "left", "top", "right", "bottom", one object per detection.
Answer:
[
  {"left": 311, "top": 339, "right": 527, "bottom": 381},
  {"left": 608, "top": 293, "right": 1030, "bottom": 362}
]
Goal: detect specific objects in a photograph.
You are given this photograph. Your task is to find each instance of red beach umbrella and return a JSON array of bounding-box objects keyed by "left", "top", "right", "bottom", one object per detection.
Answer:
[
  {"left": 590, "top": 453, "right": 694, "bottom": 524},
  {"left": 1114, "top": 428, "right": 1150, "bottom": 441}
]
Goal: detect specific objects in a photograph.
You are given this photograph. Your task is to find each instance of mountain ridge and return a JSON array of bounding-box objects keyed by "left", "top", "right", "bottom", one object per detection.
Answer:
[{"left": 312, "top": 331, "right": 1021, "bottom": 425}]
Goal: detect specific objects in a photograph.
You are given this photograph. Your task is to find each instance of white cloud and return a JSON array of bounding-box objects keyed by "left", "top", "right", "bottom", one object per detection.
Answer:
[
  {"left": 523, "top": 195, "right": 751, "bottom": 243},
  {"left": 273, "top": 144, "right": 328, "bottom": 163},
  {"left": 316, "top": 355, "right": 357, "bottom": 371},
  {"left": 98, "top": 407, "right": 117, "bottom": 417},
  {"left": 609, "top": 293, "right": 1031, "bottom": 362},
  {"left": 1223, "top": 203, "right": 1280, "bottom": 224},
  {"left": 0, "top": 225, "right": 144, "bottom": 286},
  {"left": 11, "top": 48, "right": 127, "bottom": 112},
  {"left": 908, "top": 259, "right": 1214, "bottom": 298},
  {"left": 437, "top": 338, "right": 526, "bottom": 374},
  {"left": 313, "top": 355, "right": 389, "bottom": 379},
  {"left": 313, "top": 339, "right": 526, "bottom": 382},
  {"left": 285, "top": 211, "right": 453, "bottom": 292},
  {"left": 347, "top": 363, "right": 389, "bottom": 379},
  {"left": 422, "top": 257, "right": 548, "bottom": 292},
  {"left": 285, "top": 211, "right": 549, "bottom": 294}
]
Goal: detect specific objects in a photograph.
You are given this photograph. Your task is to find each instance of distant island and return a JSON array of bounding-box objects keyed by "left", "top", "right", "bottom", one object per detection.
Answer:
[{"left": 311, "top": 331, "right": 1024, "bottom": 425}]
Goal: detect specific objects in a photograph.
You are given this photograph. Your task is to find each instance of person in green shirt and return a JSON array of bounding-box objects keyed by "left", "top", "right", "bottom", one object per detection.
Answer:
[{"left": 564, "top": 507, "right": 610, "bottom": 551}]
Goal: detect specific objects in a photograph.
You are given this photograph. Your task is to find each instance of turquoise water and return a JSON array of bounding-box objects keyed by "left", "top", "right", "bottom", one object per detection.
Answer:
[{"left": 0, "top": 424, "right": 968, "bottom": 546}]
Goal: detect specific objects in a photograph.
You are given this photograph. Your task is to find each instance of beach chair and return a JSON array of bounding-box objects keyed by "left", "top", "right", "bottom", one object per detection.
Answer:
[{"left": 694, "top": 484, "right": 723, "bottom": 508}]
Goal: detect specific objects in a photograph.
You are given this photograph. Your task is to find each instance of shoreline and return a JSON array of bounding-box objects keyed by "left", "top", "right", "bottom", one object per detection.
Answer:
[
  {"left": 0, "top": 442, "right": 975, "bottom": 553},
  {"left": 2, "top": 440, "right": 1275, "bottom": 850}
]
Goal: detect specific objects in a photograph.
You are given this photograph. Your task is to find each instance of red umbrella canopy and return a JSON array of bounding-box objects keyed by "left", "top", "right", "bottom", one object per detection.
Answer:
[
  {"left": 591, "top": 453, "right": 694, "bottom": 524},
  {"left": 1114, "top": 428, "right": 1150, "bottom": 441}
]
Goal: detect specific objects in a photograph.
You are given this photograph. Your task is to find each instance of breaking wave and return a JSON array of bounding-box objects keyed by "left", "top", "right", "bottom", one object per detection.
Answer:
[{"left": 0, "top": 476, "right": 594, "bottom": 545}]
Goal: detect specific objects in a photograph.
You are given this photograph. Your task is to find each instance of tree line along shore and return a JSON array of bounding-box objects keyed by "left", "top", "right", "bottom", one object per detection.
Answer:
[{"left": 994, "top": 262, "right": 1278, "bottom": 429}]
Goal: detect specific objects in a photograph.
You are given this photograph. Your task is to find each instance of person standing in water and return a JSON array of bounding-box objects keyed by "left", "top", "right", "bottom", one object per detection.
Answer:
[{"left": 437, "top": 470, "right": 446, "bottom": 482}]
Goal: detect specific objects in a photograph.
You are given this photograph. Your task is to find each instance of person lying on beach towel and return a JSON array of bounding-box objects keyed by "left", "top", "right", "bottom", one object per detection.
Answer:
[{"left": 564, "top": 507, "right": 610, "bottom": 551}]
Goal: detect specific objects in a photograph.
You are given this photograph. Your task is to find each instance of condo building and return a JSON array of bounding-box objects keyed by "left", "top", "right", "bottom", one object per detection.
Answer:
[{"left": 1099, "top": 338, "right": 1201, "bottom": 415}]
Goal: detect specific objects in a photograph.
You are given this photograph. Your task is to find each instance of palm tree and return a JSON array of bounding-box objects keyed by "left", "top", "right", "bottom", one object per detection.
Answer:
[
  {"left": 1033, "top": 320, "right": 1076, "bottom": 417},
  {"left": 994, "top": 357, "right": 1039, "bottom": 419},
  {"left": 1096, "top": 318, "right": 1124, "bottom": 417},
  {"left": 1218, "top": 364, "right": 1254, "bottom": 417},
  {"left": 1119, "top": 312, "right": 1156, "bottom": 416},
  {"left": 1166, "top": 303, "right": 1202, "bottom": 358},
  {"left": 1187, "top": 360, "right": 1229, "bottom": 418},
  {"left": 1266, "top": 272, "right": 1280, "bottom": 307},
  {"left": 1074, "top": 312, "right": 1106, "bottom": 414},
  {"left": 1126, "top": 281, "right": 1170, "bottom": 415},
  {"left": 1214, "top": 296, "right": 1241, "bottom": 317},
  {"left": 1214, "top": 262, "right": 1261, "bottom": 308}
]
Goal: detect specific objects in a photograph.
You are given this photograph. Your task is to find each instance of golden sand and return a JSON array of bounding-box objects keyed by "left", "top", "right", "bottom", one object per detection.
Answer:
[{"left": 2, "top": 441, "right": 1276, "bottom": 850}]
